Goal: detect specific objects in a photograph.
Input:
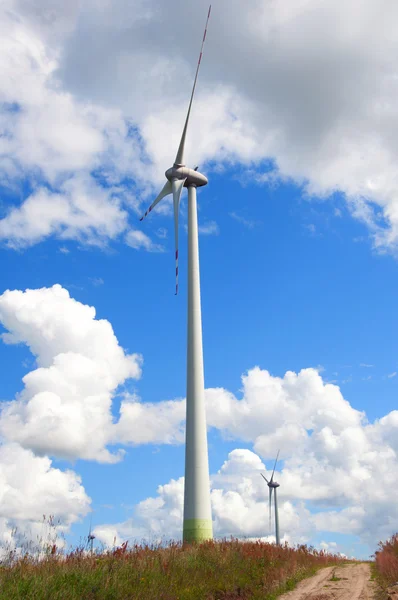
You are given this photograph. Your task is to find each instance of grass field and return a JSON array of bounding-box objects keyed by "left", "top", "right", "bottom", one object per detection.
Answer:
[
  {"left": 373, "top": 533, "right": 398, "bottom": 596},
  {"left": 0, "top": 539, "right": 348, "bottom": 600}
]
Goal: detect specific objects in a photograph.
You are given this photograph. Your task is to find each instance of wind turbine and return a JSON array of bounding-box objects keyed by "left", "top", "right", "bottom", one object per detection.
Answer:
[
  {"left": 139, "top": 6, "right": 213, "bottom": 543},
  {"left": 261, "top": 450, "right": 281, "bottom": 545},
  {"left": 86, "top": 514, "right": 95, "bottom": 554}
]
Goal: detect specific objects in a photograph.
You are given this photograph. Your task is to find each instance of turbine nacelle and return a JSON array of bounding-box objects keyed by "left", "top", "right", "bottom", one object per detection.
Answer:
[
  {"left": 268, "top": 481, "right": 280, "bottom": 489},
  {"left": 166, "top": 166, "right": 208, "bottom": 188}
]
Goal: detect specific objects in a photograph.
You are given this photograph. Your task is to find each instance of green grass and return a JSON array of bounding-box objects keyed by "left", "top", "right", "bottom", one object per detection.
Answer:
[{"left": 0, "top": 540, "right": 348, "bottom": 600}]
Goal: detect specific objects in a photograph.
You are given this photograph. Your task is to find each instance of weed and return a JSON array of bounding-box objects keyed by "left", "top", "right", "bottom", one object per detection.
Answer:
[
  {"left": 371, "top": 534, "right": 398, "bottom": 600},
  {"left": 373, "top": 534, "right": 398, "bottom": 588},
  {"left": 0, "top": 539, "right": 348, "bottom": 600}
]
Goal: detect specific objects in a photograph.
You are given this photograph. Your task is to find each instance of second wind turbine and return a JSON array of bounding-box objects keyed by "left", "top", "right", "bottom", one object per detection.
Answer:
[
  {"left": 261, "top": 451, "right": 281, "bottom": 545},
  {"left": 139, "top": 7, "right": 213, "bottom": 543}
]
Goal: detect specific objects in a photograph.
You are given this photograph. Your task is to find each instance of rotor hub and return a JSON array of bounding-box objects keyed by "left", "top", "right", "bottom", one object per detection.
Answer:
[{"left": 165, "top": 166, "right": 208, "bottom": 188}]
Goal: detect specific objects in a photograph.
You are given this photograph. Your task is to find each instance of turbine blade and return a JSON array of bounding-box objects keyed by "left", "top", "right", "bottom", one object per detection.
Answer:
[
  {"left": 174, "top": 5, "right": 211, "bottom": 166},
  {"left": 270, "top": 449, "right": 280, "bottom": 483},
  {"left": 269, "top": 486, "right": 272, "bottom": 532},
  {"left": 261, "top": 473, "right": 269, "bottom": 484},
  {"left": 172, "top": 178, "right": 186, "bottom": 295},
  {"left": 139, "top": 180, "right": 173, "bottom": 221}
]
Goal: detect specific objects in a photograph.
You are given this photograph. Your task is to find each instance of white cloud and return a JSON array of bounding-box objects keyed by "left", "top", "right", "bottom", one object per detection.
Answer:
[
  {"left": 0, "top": 0, "right": 105, "bottom": 180},
  {"left": 125, "top": 229, "right": 164, "bottom": 252},
  {"left": 0, "top": 285, "right": 142, "bottom": 462},
  {"left": 96, "top": 368, "right": 398, "bottom": 553},
  {"left": 93, "top": 449, "right": 308, "bottom": 546},
  {"left": 54, "top": 0, "right": 398, "bottom": 253},
  {"left": 205, "top": 367, "right": 364, "bottom": 459},
  {"left": 3, "top": 0, "right": 398, "bottom": 252},
  {"left": 198, "top": 221, "right": 219, "bottom": 236},
  {"left": 0, "top": 442, "right": 89, "bottom": 522},
  {"left": 0, "top": 1, "right": 150, "bottom": 248},
  {"left": 1, "top": 285, "right": 397, "bottom": 551},
  {"left": 92, "top": 525, "right": 123, "bottom": 549},
  {"left": 320, "top": 541, "right": 337, "bottom": 551},
  {"left": 0, "top": 285, "right": 188, "bottom": 462},
  {"left": 0, "top": 442, "right": 90, "bottom": 555},
  {"left": 0, "top": 176, "right": 129, "bottom": 248},
  {"left": 387, "top": 371, "right": 397, "bottom": 379},
  {"left": 115, "top": 393, "right": 185, "bottom": 447}
]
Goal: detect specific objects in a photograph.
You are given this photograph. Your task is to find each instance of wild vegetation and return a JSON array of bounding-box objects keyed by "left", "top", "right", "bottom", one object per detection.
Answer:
[
  {"left": 373, "top": 533, "right": 398, "bottom": 595},
  {"left": 0, "top": 538, "right": 348, "bottom": 600}
]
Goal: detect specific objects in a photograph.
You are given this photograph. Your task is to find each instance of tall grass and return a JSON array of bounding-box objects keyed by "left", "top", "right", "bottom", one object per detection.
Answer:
[
  {"left": 0, "top": 539, "right": 347, "bottom": 600},
  {"left": 374, "top": 533, "right": 398, "bottom": 590}
]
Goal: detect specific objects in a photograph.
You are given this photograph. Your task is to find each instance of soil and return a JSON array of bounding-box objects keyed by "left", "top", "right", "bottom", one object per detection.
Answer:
[{"left": 277, "top": 563, "right": 377, "bottom": 600}]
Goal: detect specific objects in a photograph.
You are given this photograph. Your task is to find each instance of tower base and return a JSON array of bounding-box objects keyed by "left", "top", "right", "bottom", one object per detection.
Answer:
[{"left": 183, "top": 518, "right": 213, "bottom": 543}]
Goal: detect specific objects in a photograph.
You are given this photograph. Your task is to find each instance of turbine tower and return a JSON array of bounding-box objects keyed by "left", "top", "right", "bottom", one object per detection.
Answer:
[
  {"left": 139, "top": 7, "right": 213, "bottom": 543},
  {"left": 261, "top": 450, "right": 281, "bottom": 545}
]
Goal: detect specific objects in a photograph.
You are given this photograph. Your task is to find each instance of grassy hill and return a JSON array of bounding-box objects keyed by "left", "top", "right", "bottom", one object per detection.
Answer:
[{"left": 0, "top": 539, "right": 347, "bottom": 600}]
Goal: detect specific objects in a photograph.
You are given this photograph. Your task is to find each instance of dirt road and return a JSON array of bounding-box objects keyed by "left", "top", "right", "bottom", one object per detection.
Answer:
[{"left": 278, "top": 563, "right": 377, "bottom": 600}]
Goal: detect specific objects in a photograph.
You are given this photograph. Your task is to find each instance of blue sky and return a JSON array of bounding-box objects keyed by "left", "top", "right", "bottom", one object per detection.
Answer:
[
  {"left": 2, "top": 170, "right": 397, "bottom": 557},
  {"left": 0, "top": 0, "right": 398, "bottom": 561}
]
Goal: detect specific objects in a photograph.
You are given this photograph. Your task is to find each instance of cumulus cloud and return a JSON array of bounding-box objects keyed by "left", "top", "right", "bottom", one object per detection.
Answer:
[
  {"left": 0, "top": 285, "right": 187, "bottom": 461},
  {"left": 0, "top": 442, "right": 89, "bottom": 522},
  {"left": 56, "top": 0, "right": 398, "bottom": 252},
  {"left": 115, "top": 394, "right": 185, "bottom": 446},
  {"left": 0, "top": 0, "right": 150, "bottom": 248},
  {"left": 1, "top": 285, "right": 397, "bottom": 551},
  {"left": 204, "top": 368, "right": 398, "bottom": 545},
  {"left": 93, "top": 449, "right": 308, "bottom": 547},
  {"left": 0, "top": 442, "right": 90, "bottom": 555},
  {"left": 2, "top": 0, "right": 398, "bottom": 251},
  {"left": 206, "top": 367, "right": 364, "bottom": 459},
  {"left": 95, "top": 435, "right": 398, "bottom": 555},
  {"left": 96, "top": 367, "right": 398, "bottom": 553},
  {"left": 0, "top": 176, "right": 129, "bottom": 248},
  {"left": 0, "top": 285, "right": 142, "bottom": 462}
]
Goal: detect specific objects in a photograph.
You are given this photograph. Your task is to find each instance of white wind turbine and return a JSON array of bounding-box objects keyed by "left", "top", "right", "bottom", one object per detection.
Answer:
[
  {"left": 139, "top": 6, "right": 213, "bottom": 543},
  {"left": 86, "top": 514, "right": 95, "bottom": 554},
  {"left": 261, "top": 450, "right": 281, "bottom": 545}
]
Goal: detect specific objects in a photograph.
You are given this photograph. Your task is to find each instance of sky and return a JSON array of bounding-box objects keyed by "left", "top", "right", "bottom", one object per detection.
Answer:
[{"left": 0, "top": 0, "right": 398, "bottom": 560}]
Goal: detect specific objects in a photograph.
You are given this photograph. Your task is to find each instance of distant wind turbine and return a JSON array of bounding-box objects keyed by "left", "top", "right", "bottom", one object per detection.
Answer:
[
  {"left": 261, "top": 450, "right": 281, "bottom": 545},
  {"left": 86, "top": 514, "right": 95, "bottom": 554},
  {"left": 139, "top": 6, "right": 213, "bottom": 543}
]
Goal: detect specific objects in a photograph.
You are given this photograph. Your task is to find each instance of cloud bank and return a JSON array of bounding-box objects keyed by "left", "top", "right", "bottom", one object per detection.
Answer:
[
  {"left": 2, "top": 1, "right": 398, "bottom": 251},
  {"left": 0, "top": 284, "right": 397, "bottom": 553}
]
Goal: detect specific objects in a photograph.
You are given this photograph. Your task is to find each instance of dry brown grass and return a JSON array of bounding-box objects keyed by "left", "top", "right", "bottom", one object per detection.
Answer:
[{"left": 373, "top": 533, "right": 398, "bottom": 595}]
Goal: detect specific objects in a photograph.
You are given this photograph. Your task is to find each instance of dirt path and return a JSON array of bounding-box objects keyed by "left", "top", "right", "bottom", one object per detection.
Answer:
[{"left": 278, "top": 563, "right": 377, "bottom": 600}]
